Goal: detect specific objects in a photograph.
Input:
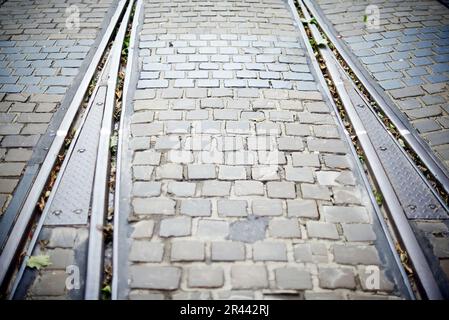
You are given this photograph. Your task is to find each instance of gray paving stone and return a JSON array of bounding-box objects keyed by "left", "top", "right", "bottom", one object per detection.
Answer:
[
  {"left": 30, "top": 271, "right": 67, "bottom": 296},
  {"left": 333, "top": 245, "right": 381, "bottom": 265},
  {"left": 171, "top": 240, "right": 205, "bottom": 261},
  {"left": 180, "top": 199, "right": 211, "bottom": 217},
  {"left": 252, "top": 199, "right": 283, "bottom": 216},
  {"left": 187, "top": 164, "right": 216, "bottom": 179},
  {"left": 202, "top": 180, "right": 231, "bottom": 196},
  {"left": 278, "top": 137, "right": 304, "bottom": 151},
  {"left": 217, "top": 200, "right": 248, "bottom": 217},
  {"left": 342, "top": 224, "right": 376, "bottom": 242},
  {"left": 253, "top": 242, "right": 287, "bottom": 261},
  {"left": 307, "top": 138, "right": 347, "bottom": 154},
  {"left": 0, "top": 179, "right": 19, "bottom": 193},
  {"left": 218, "top": 165, "right": 246, "bottom": 180},
  {"left": 167, "top": 181, "right": 196, "bottom": 197},
  {"left": 267, "top": 181, "right": 296, "bottom": 199},
  {"left": 188, "top": 267, "right": 224, "bottom": 288},
  {"left": 292, "top": 152, "right": 320, "bottom": 167},
  {"left": 285, "top": 166, "right": 314, "bottom": 182},
  {"left": 430, "top": 237, "right": 449, "bottom": 258},
  {"left": 131, "top": 220, "right": 154, "bottom": 239},
  {"left": 133, "top": 150, "right": 161, "bottom": 165},
  {"left": 133, "top": 198, "right": 176, "bottom": 215},
  {"left": 47, "top": 228, "right": 87, "bottom": 248},
  {"left": 269, "top": 219, "right": 301, "bottom": 238},
  {"left": 323, "top": 206, "right": 369, "bottom": 223},
  {"left": 197, "top": 219, "right": 229, "bottom": 239},
  {"left": 231, "top": 265, "right": 268, "bottom": 289},
  {"left": 301, "top": 184, "right": 331, "bottom": 201},
  {"left": 155, "top": 163, "right": 183, "bottom": 180},
  {"left": 0, "top": 162, "right": 25, "bottom": 176},
  {"left": 234, "top": 180, "right": 264, "bottom": 196},
  {"left": 129, "top": 266, "right": 181, "bottom": 290},
  {"left": 294, "top": 243, "right": 314, "bottom": 262},
  {"left": 275, "top": 267, "right": 313, "bottom": 290},
  {"left": 287, "top": 200, "right": 319, "bottom": 218},
  {"left": 211, "top": 241, "right": 245, "bottom": 261},
  {"left": 129, "top": 241, "right": 164, "bottom": 262},
  {"left": 132, "top": 182, "right": 161, "bottom": 197},
  {"left": 306, "top": 221, "right": 339, "bottom": 240},
  {"left": 319, "top": 267, "right": 356, "bottom": 289},
  {"left": 159, "top": 217, "right": 191, "bottom": 237}
]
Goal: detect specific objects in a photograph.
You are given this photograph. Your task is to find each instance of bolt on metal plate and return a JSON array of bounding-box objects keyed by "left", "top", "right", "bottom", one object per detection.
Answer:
[{"left": 348, "top": 88, "right": 449, "bottom": 220}]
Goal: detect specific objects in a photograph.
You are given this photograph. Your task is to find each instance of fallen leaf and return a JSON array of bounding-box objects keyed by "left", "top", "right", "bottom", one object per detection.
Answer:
[{"left": 27, "top": 255, "right": 51, "bottom": 270}]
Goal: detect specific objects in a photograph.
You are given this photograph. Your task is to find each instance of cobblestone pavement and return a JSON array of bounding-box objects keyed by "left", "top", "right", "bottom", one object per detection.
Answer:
[
  {"left": 115, "top": 0, "right": 409, "bottom": 300},
  {"left": 0, "top": 0, "right": 116, "bottom": 214},
  {"left": 314, "top": 0, "right": 449, "bottom": 169}
]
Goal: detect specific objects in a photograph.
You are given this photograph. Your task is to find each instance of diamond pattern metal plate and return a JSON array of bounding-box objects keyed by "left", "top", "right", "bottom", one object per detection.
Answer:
[
  {"left": 44, "top": 86, "right": 107, "bottom": 225},
  {"left": 347, "top": 85, "right": 449, "bottom": 220}
]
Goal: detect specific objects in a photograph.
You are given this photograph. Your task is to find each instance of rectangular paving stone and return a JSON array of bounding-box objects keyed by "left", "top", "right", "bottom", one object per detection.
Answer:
[
  {"left": 211, "top": 241, "right": 245, "bottom": 261},
  {"left": 188, "top": 267, "right": 224, "bottom": 288},
  {"left": 269, "top": 219, "right": 301, "bottom": 238},
  {"left": 267, "top": 181, "right": 296, "bottom": 199},
  {"left": 252, "top": 199, "right": 283, "bottom": 216},
  {"left": 167, "top": 181, "right": 196, "bottom": 197},
  {"left": 231, "top": 265, "right": 268, "bottom": 289},
  {"left": 180, "top": 199, "right": 211, "bottom": 217},
  {"left": 333, "top": 245, "right": 380, "bottom": 265},
  {"left": 306, "top": 221, "right": 339, "bottom": 240},
  {"left": 159, "top": 216, "right": 192, "bottom": 237},
  {"left": 253, "top": 242, "right": 287, "bottom": 261},
  {"left": 217, "top": 200, "right": 248, "bottom": 217},
  {"left": 171, "top": 241, "right": 205, "bottom": 261},
  {"left": 318, "top": 267, "right": 356, "bottom": 289},
  {"left": 133, "top": 198, "right": 176, "bottom": 215},
  {"left": 201, "top": 180, "right": 231, "bottom": 196},
  {"left": 197, "top": 219, "right": 230, "bottom": 239},
  {"left": 129, "top": 266, "right": 181, "bottom": 290},
  {"left": 234, "top": 180, "right": 264, "bottom": 196},
  {"left": 323, "top": 206, "right": 369, "bottom": 223},
  {"left": 275, "top": 268, "right": 312, "bottom": 290},
  {"left": 129, "top": 241, "right": 164, "bottom": 262}
]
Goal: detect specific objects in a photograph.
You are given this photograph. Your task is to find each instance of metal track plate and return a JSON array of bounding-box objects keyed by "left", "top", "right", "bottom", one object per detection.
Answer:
[{"left": 44, "top": 86, "right": 107, "bottom": 225}]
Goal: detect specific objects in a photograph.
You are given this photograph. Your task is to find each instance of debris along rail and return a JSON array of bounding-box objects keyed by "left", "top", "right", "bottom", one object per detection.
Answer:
[
  {"left": 0, "top": 0, "right": 133, "bottom": 299},
  {"left": 295, "top": 0, "right": 447, "bottom": 299},
  {"left": 111, "top": 0, "right": 142, "bottom": 300},
  {"left": 303, "top": 0, "right": 449, "bottom": 197},
  {"left": 0, "top": 0, "right": 128, "bottom": 264},
  {"left": 287, "top": 0, "right": 414, "bottom": 300},
  {"left": 85, "top": 0, "right": 134, "bottom": 300}
]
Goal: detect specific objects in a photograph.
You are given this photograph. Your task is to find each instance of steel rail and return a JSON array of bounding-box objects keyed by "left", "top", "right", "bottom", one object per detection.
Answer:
[
  {"left": 297, "top": 0, "right": 442, "bottom": 300},
  {"left": 289, "top": 0, "right": 414, "bottom": 300},
  {"left": 84, "top": 0, "right": 134, "bottom": 300},
  {"left": 303, "top": 0, "right": 449, "bottom": 195},
  {"left": 7, "top": 82, "right": 108, "bottom": 299},
  {"left": 0, "top": 0, "right": 128, "bottom": 288},
  {"left": 112, "top": 0, "right": 142, "bottom": 300}
]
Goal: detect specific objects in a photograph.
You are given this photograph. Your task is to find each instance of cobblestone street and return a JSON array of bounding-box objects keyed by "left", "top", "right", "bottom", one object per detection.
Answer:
[
  {"left": 0, "top": 0, "right": 117, "bottom": 213},
  {"left": 1, "top": 0, "right": 448, "bottom": 301},
  {"left": 314, "top": 0, "right": 449, "bottom": 168},
  {"left": 113, "top": 0, "right": 408, "bottom": 300}
]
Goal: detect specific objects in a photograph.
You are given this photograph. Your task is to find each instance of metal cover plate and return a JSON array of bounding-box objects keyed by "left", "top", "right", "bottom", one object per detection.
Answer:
[
  {"left": 44, "top": 86, "right": 106, "bottom": 225},
  {"left": 346, "top": 84, "right": 448, "bottom": 220}
]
